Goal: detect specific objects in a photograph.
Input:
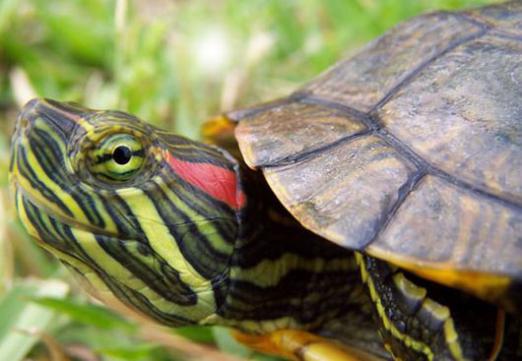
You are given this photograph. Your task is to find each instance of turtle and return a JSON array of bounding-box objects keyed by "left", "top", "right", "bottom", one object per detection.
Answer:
[{"left": 9, "top": 1, "right": 522, "bottom": 360}]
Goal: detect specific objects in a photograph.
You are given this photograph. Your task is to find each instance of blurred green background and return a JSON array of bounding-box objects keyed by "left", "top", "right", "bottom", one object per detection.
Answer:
[{"left": 0, "top": 0, "right": 497, "bottom": 360}]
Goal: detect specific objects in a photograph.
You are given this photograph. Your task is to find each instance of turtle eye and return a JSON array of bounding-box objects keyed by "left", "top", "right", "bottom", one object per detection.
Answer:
[
  {"left": 88, "top": 133, "right": 145, "bottom": 182},
  {"left": 113, "top": 145, "right": 133, "bottom": 165}
]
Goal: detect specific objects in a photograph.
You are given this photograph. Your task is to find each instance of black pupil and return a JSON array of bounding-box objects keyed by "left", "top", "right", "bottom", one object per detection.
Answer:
[{"left": 113, "top": 146, "right": 132, "bottom": 165}]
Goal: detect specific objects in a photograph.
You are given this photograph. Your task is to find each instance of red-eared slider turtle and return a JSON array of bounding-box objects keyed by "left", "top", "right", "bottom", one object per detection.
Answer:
[{"left": 9, "top": 1, "right": 522, "bottom": 360}]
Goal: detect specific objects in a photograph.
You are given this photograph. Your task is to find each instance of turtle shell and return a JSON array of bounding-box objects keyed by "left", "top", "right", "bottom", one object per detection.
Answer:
[{"left": 225, "top": 2, "right": 522, "bottom": 310}]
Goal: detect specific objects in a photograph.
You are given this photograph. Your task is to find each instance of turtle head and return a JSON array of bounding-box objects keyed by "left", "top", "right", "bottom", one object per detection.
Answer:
[{"left": 10, "top": 98, "right": 246, "bottom": 326}]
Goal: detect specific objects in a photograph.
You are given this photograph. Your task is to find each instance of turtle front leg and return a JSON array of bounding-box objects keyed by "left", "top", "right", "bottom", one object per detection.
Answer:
[
  {"left": 355, "top": 253, "right": 506, "bottom": 361},
  {"left": 233, "top": 329, "right": 386, "bottom": 361}
]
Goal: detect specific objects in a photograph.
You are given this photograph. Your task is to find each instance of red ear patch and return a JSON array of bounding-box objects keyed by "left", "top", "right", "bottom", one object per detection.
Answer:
[{"left": 164, "top": 151, "right": 246, "bottom": 210}]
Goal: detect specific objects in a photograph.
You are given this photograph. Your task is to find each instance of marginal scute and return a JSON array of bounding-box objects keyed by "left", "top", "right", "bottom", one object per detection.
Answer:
[
  {"left": 378, "top": 34, "right": 522, "bottom": 204},
  {"left": 235, "top": 101, "right": 367, "bottom": 168},
  {"left": 375, "top": 175, "right": 522, "bottom": 278},
  {"left": 465, "top": 0, "right": 522, "bottom": 36},
  {"left": 299, "top": 12, "right": 482, "bottom": 112},
  {"left": 263, "top": 135, "right": 417, "bottom": 249}
]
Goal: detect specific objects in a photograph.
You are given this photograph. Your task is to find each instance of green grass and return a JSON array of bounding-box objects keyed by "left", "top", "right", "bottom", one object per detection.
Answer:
[{"left": 0, "top": 0, "right": 496, "bottom": 360}]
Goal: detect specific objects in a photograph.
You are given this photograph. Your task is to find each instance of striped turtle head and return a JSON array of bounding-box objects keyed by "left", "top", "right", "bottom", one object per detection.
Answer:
[{"left": 10, "top": 98, "right": 246, "bottom": 326}]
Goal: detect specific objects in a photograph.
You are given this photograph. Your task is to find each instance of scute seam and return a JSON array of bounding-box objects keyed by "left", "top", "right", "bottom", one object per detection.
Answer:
[
  {"left": 371, "top": 27, "right": 488, "bottom": 112},
  {"left": 261, "top": 130, "right": 371, "bottom": 168},
  {"left": 364, "top": 171, "right": 427, "bottom": 249},
  {"left": 296, "top": 95, "right": 380, "bottom": 131},
  {"left": 375, "top": 127, "right": 522, "bottom": 211}
]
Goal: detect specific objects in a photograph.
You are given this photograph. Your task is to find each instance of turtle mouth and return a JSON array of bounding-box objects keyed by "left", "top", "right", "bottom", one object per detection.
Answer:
[
  {"left": 12, "top": 177, "right": 124, "bottom": 242},
  {"left": 9, "top": 98, "right": 117, "bottom": 242}
]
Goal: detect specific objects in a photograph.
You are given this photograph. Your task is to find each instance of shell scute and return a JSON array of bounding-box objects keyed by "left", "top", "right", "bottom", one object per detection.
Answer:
[{"left": 300, "top": 12, "right": 482, "bottom": 112}]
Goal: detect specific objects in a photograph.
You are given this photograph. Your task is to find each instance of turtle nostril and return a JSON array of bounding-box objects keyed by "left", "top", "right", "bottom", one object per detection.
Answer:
[
  {"left": 19, "top": 98, "right": 41, "bottom": 122},
  {"left": 16, "top": 98, "right": 43, "bottom": 134}
]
